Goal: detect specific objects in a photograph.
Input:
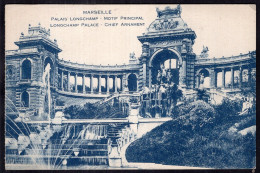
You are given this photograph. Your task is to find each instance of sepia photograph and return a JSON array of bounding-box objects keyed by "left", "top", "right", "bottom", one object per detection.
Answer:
[{"left": 5, "top": 4, "right": 256, "bottom": 170}]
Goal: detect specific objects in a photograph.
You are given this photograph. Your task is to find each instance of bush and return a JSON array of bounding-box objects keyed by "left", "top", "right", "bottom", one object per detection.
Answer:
[
  {"left": 172, "top": 100, "right": 216, "bottom": 130},
  {"left": 126, "top": 98, "right": 255, "bottom": 168},
  {"left": 63, "top": 100, "right": 127, "bottom": 119},
  {"left": 213, "top": 98, "right": 243, "bottom": 125}
]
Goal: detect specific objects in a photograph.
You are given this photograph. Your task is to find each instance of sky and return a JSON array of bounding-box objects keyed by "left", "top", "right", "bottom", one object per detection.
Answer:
[{"left": 5, "top": 5, "right": 256, "bottom": 65}]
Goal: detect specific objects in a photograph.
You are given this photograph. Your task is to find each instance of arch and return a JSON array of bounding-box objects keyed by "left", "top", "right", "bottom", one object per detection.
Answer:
[
  {"left": 21, "top": 59, "right": 32, "bottom": 79},
  {"left": 21, "top": 91, "right": 29, "bottom": 107},
  {"left": 149, "top": 48, "right": 182, "bottom": 68},
  {"left": 196, "top": 68, "right": 210, "bottom": 76},
  {"left": 197, "top": 68, "right": 210, "bottom": 88},
  {"left": 44, "top": 57, "right": 54, "bottom": 86},
  {"left": 128, "top": 74, "right": 137, "bottom": 92},
  {"left": 149, "top": 49, "right": 181, "bottom": 86}
]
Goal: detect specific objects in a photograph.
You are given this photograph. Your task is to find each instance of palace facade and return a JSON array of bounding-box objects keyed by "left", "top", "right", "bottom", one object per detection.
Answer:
[{"left": 5, "top": 5, "right": 256, "bottom": 117}]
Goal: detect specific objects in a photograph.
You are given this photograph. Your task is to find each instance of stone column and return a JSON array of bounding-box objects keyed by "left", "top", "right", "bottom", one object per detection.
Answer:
[
  {"left": 98, "top": 75, "right": 102, "bottom": 94},
  {"left": 210, "top": 70, "right": 216, "bottom": 88},
  {"left": 68, "top": 72, "right": 70, "bottom": 92},
  {"left": 214, "top": 70, "right": 218, "bottom": 88},
  {"left": 75, "top": 73, "right": 78, "bottom": 93},
  {"left": 231, "top": 67, "right": 234, "bottom": 89},
  {"left": 239, "top": 66, "right": 242, "bottom": 88},
  {"left": 82, "top": 74, "right": 85, "bottom": 93},
  {"left": 149, "top": 67, "right": 152, "bottom": 89},
  {"left": 107, "top": 75, "right": 110, "bottom": 94},
  {"left": 114, "top": 75, "right": 118, "bottom": 93},
  {"left": 180, "top": 55, "right": 187, "bottom": 88},
  {"left": 90, "top": 74, "right": 93, "bottom": 94},
  {"left": 61, "top": 70, "right": 64, "bottom": 91},
  {"left": 142, "top": 58, "right": 147, "bottom": 88},
  {"left": 122, "top": 73, "right": 126, "bottom": 92},
  {"left": 222, "top": 68, "right": 225, "bottom": 88}
]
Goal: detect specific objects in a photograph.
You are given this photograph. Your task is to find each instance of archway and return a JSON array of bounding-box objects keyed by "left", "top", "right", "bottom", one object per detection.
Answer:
[
  {"left": 198, "top": 69, "right": 210, "bottom": 88},
  {"left": 21, "top": 91, "right": 29, "bottom": 107},
  {"left": 150, "top": 49, "right": 180, "bottom": 86},
  {"left": 128, "top": 74, "right": 137, "bottom": 92},
  {"left": 44, "top": 57, "right": 54, "bottom": 86},
  {"left": 22, "top": 59, "right": 31, "bottom": 79}
]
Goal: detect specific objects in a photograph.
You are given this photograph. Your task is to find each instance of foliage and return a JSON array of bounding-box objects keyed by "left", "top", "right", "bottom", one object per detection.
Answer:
[
  {"left": 196, "top": 88, "right": 209, "bottom": 102},
  {"left": 126, "top": 99, "right": 255, "bottom": 168},
  {"left": 176, "top": 100, "right": 216, "bottom": 130},
  {"left": 167, "top": 83, "right": 183, "bottom": 105},
  {"left": 63, "top": 100, "right": 127, "bottom": 119},
  {"left": 213, "top": 98, "right": 243, "bottom": 124},
  {"left": 129, "top": 97, "right": 138, "bottom": 104},
  {"left": 55, "top": 99, "right": 65, "bottom": 106}
]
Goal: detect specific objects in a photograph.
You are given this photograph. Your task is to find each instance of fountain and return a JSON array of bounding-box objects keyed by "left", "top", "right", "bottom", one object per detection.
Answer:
[
  {"left": 5, "top": 62, "right": 136, "bottom": 169},
  {"left": 42, "top": 63, "right": 52, "bottom": 122}
]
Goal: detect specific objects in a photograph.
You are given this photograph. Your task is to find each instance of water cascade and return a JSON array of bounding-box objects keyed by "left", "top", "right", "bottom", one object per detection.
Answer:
[{"left": 42, "top": 63, "right": 51, "bottom": 122}]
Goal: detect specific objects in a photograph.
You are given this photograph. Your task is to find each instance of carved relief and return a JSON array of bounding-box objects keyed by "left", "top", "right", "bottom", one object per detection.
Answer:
[
  {"left": 150, "top": 19, "right": 179, "bottom": 31},
  {"left": 6, "top": 65, "right": 16, "bottom": 80},
  {"left": 150, "top": 40, "right": 181, "bottom": 48}
]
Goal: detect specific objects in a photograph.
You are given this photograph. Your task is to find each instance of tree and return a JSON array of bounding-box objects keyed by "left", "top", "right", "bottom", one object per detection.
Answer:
[{"left": 196, "top": 88, "right": 209, "bottom": 102}]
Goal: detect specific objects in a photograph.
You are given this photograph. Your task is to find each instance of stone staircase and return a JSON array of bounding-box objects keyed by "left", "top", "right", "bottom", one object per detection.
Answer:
[{"left": 107, "top": 123, "right": 129, "bottom": 147}]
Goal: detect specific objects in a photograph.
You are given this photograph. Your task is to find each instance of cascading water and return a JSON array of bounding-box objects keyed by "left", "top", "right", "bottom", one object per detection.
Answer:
[
  {"left": 5, "top": 65, "right": 131, "bottom": 169},
  {"left": 79, "top": 125, "right": 107, "bottom": 140},
  {"left": 42, "top": 63, "right": 51, "bottom": 122},
  {"left": 5, "top": 116, "right": 113, "bottom": 169}
]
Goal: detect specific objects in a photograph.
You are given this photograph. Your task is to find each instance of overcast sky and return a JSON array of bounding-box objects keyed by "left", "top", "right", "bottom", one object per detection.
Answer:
[{"left": 6, "top": 5, "right": 256, "bottom": 65}]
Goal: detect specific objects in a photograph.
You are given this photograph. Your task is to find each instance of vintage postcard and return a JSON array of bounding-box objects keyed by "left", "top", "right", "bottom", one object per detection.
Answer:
[{"left": 5, "top": 4, "right": 256, "bottom": 170}]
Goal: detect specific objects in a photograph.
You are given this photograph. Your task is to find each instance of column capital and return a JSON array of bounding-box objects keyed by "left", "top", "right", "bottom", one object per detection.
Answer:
[
  {"left": 142, "top": 57, "right": 147, "bottom": 63},
  {"left": 230, "top": 65, "right": 236, "bottom": 69}
]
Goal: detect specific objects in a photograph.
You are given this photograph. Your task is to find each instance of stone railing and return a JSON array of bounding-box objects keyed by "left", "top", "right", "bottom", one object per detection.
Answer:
[
  {"left": 5, "top": 48, "right": 39, "bottom": 56},
  {"left": 195, "top": 52, "right": 254, "bottom": 65},
  {"left": 19, "top": 35, "right": 58, "bottom": 46},
  {"left": 58, "top": 59, "right": 141, "bottom": 71}
]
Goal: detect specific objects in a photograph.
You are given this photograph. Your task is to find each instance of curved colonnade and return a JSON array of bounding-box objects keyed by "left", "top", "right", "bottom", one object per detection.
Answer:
[
  {"left": 195, "top": 51, "right": 256, "bottom": 90},
  {"left": 56, "top": 59, "right": 141, "bottom": 97}
]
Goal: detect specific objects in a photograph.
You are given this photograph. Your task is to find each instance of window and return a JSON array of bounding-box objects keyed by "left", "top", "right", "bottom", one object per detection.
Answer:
[
  {"left": 21, "top": 91, "right": 29, "bottom": 107},
  {"left": 22, "top": 59, "right": 31, "bottom": 79}
]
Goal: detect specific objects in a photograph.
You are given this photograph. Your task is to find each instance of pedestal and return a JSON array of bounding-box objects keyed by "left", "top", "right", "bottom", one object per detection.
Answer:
[{"left": 108, "top": 147, "right": 122, "bottom": 167}]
